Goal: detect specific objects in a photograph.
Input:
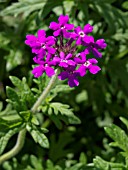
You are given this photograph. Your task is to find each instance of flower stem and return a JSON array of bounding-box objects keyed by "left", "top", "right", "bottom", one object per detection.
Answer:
[{"left": 0, "top": 69, "right": 59, "bottom": 165}]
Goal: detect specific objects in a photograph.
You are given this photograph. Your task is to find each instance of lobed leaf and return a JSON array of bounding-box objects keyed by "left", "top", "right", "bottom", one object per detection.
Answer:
[
  {"left": 104, "top": 124, "right": 128, "bottom": 152},
  {"left": 26, "top": 124, "right": 49, "bottom": 148}
]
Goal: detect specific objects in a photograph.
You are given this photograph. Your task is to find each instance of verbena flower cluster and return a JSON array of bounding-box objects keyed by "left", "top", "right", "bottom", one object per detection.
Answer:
[{"left": 25, "top": 15, "right": 107, "bottom": 87}]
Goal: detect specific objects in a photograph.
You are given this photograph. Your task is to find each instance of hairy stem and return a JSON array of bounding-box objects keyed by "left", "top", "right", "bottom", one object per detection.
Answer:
[{"left": 0, "top": 69, "right": 59, "bottom": 165}]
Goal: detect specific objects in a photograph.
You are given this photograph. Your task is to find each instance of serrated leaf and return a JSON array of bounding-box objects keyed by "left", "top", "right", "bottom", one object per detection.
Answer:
[
  {"left": 26, "top": 124, "right": 49, "bottom": 148},
  {"left": 0, "top": 126, "right": 24, "bottom": 155},
  {"left": 0, "top": 0, "right": 46, "bottom": 18},
  {"left": 104, "top": 124, "right": 128, "bottom": 152},
  {"left": 49, "top": 102, "right": 81, "bottom": 125},
  {"left": 0, "top": 117, "right": 23, "bottom": 131},
  {"left": 9, "top": 76, "right": 22, "bottom": 88},
  {"left": 93, "top": 156, "right": 125, "bottom": 169}
]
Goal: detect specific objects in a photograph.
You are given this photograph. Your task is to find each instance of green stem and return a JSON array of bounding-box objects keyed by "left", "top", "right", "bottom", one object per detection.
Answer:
[{"left": 0, "top": 69, "right": 59, "bottom": 165}]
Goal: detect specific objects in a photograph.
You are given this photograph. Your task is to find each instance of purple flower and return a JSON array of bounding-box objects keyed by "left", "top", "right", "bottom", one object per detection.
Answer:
[
  {"left": 53, "top": 52, "right": 76, "bottom": 68},
  {"left": 85, "top": 39, "right": 107, "bottom": 58},
  {"left": 25, "top": 29, "right": 56, "bottom": 55},
  {"left": 75, "top": 51, "right": 101, "bottom": 76},
  {"left": 58, "top": 66, "right": 80, "bottom": 87},
  {"left": 49, "top": 15, "right": 74, "bottom": 38},
  {"left": 32, "top": 54, "right": 55, "bottom": 78},
  {"left": 71, "top": 24, "right": 93, "bottom": 45}
]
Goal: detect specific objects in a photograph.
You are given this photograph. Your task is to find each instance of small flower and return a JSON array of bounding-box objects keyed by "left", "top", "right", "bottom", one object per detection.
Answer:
[
  {"left": 53, "top": 52, "right": 76, "bottom": 68},
  {"left": 32, "top": 54, "right": 55, "bottom": 78},
  {"left": 25, "top": 29, "right": 56, "bottom": 55},
  {"left": 85, "top": 39, "right": 107, "bottom": 58},
  {"left": 49, "top": 15, "right": 74, "bottom": 38},
  {"left": 71, "top": 24, "right": 93, "bottom": 45},
  {"left": 58, "top": 66, "right": 80, "bottom": 87},
  {"left": 75, "top": 51, "right": 101, "bottom": 76}
]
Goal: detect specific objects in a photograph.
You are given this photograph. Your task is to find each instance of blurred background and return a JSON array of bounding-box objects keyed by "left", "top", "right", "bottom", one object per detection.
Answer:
[{"left": 0, "top": 0, "right": 128, "bottom": 169}]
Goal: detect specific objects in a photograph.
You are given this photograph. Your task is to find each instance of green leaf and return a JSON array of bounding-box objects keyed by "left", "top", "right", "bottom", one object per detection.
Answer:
[
  {"left": 93, "top": 156, "right": 125, "bottom": 170},
  {"left": 0, "top": 125, "right": 24, "bottom": 155},
  {"left": 120, "top": 117, "right": 128, "bottom": 129},
  {"left": 0, "top": 102, "right": 3, "bottom": 111},
  {"left": 0, "top": 0, "right": 46, "bottom": 18},
  {"left": 79, "top": 152, "right": 87, "bottom": 165},
  {"left": 122, "top": 1, "right": 128, "bottom": 10},
  {"left": 26, "top": 124, "right": 49, "bottom": 148},
  {"left": 0, "top": 117, "right": 23, "bottom": 131},
  {"left": 9, "top": 76, "right": 22, "bottom": 88},
  {"left": 104, "top": 124, "right": 128, "bottom": 152},
  {"left": 19, "top": 110, "right": 31, "bottom": 121},
  {"left": 49, "top": 102, "right": 81, "bottom": 125}
]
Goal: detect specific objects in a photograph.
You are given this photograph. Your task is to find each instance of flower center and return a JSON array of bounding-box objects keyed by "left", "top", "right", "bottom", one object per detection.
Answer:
[
  {"left": 79, "top": 31, "right": 85, "bottom": 37},
  {"left": 41, "top": 43, "right": 46, "bottom": 49},
  {"left": 84, "top": 61, "right": 91, "bottom": 67},
  {"left": 61, "top": 26, "right": 65, "bottom": 30},
  {"left": 61, "top": 59, "right": 67, "bottom": 63}
]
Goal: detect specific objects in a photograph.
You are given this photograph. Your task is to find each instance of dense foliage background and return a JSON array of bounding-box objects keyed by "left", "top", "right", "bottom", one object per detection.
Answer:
[{"left": 0, "top": 0, "right": 128, "bottom": 169}]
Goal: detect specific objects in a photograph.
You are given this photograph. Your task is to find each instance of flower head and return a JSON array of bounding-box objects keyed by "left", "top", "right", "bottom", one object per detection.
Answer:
[
  {"left": 25, "top": 14, "right": 107, "bottom": 87},
  {"left": 49, "top": 15, "right": 74, "bottom": 38}
]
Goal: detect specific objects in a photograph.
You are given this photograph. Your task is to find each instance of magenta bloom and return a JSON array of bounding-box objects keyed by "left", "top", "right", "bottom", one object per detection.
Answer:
[
  {"left": 49, "top": 15, "right": 74, "bottom": 38},
  {"left": 85, "top": 39, "right": 107, "bottom": 58},
  {"left": 25, "top": 14, "right": 107, "bottom": 87},
  {"left": 75, "top": 51, "right": 101, "bottom": 76},
  {"left": 32, "top": 54, "right": 55, "bottom": 78},
  {"left": 25, "top": 29, "right": 56, "bottom": 55},
  {"left": 71, "top": 24, "right": 93, "bottom": 45},
  {"left": 53, "top": 52, "right": 76, "bottom": 68},
  {"left": 58, "top": 66, "right": 80, "bottom": 88}
]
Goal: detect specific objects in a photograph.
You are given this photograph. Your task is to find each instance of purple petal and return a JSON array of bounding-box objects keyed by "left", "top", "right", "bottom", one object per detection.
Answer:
[
  {"left": 80, "top": 51, "right": 86, "bottom": 62},
  {"left": 49, "top": 22, "right": 59, "bottom": 30},
  {"left": 67, "top": 60, "right": 76, "bottom": 66},
  {"left": 58, "top": 71, "right": 69, "bottom": 80},
  {"left": 32, "top": 45, "right": 41, "bottom": 54},
  {"left": 83, "top": 35, "right": 94, "bottom": 44},
  {"left": 77, "top": 65, "right": 86, "bottom": 77},
  {"left": 84, "top": 24, "right": 93, "bottom": 34},
  {"left": 59, "top": 62, "right": 68, "bottom": 68},
  {"left": 58, "top": 15, "right": 69, "bottom": 25},
  {"left": 70, "top": 32, "right": 78, "bottom": 39},
  {"left": 37, "top": 30, "right": 46, "bottom": 38},
  {"left": 91, "top": 48, "right": 102, "bottom": 58},
  {"left": 76, "top": 37, "right": 82, "bottom": 45},
  {"left": 68, "top": 75, "right": 79, "bottom": 87},
  {"left": 46, "top": 36, "right": 55, "bottom": 46},
  {"left": 46, "top": 53, "right": 52, "bottom": 62},
  {"left": 89, "top": 65, "right": 101, "bottom": 74},
  {"left": 47, "top": 46, "right": 56, "bottom": 54},
  {"left": 95, "top": 39, "right": 107, "bottom": 49},
  {"left": 60, "top": 51, "right": 65, "bottom": 59},
  {"left": 53, "top": 57, "right": 61, "bottom": 64},
  {"left": 32, "top": 65, "right": 44, "bottom": 78},
  {"left": 33, "top": 56, "right": 44, "bottom": 64},
  {"left": 65, "top": 53, "right": 72, "bottom": 60},
  {"left": 88, "top": 58, "right": 98, "bottom": 64},
  {"left": 25, "top": 35, "right": 37, "bottom": 47},
  {"left": 75, "top": 26, "right": 82, "bottom": 34},
  {"left": 45, "top": 66, "right": 55, "bottom": 77},
  {"left": 74, "top": 57, "right": 83, "bottom": 64},
  {"left": 65, "top": 23, "right": 74, "bottom": 30},
  {"left": 62, "top": 30, "right": 71, "bottom": 38},
  {"left": 53, "top": 29, "right": 61, "bottom": 36}
]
